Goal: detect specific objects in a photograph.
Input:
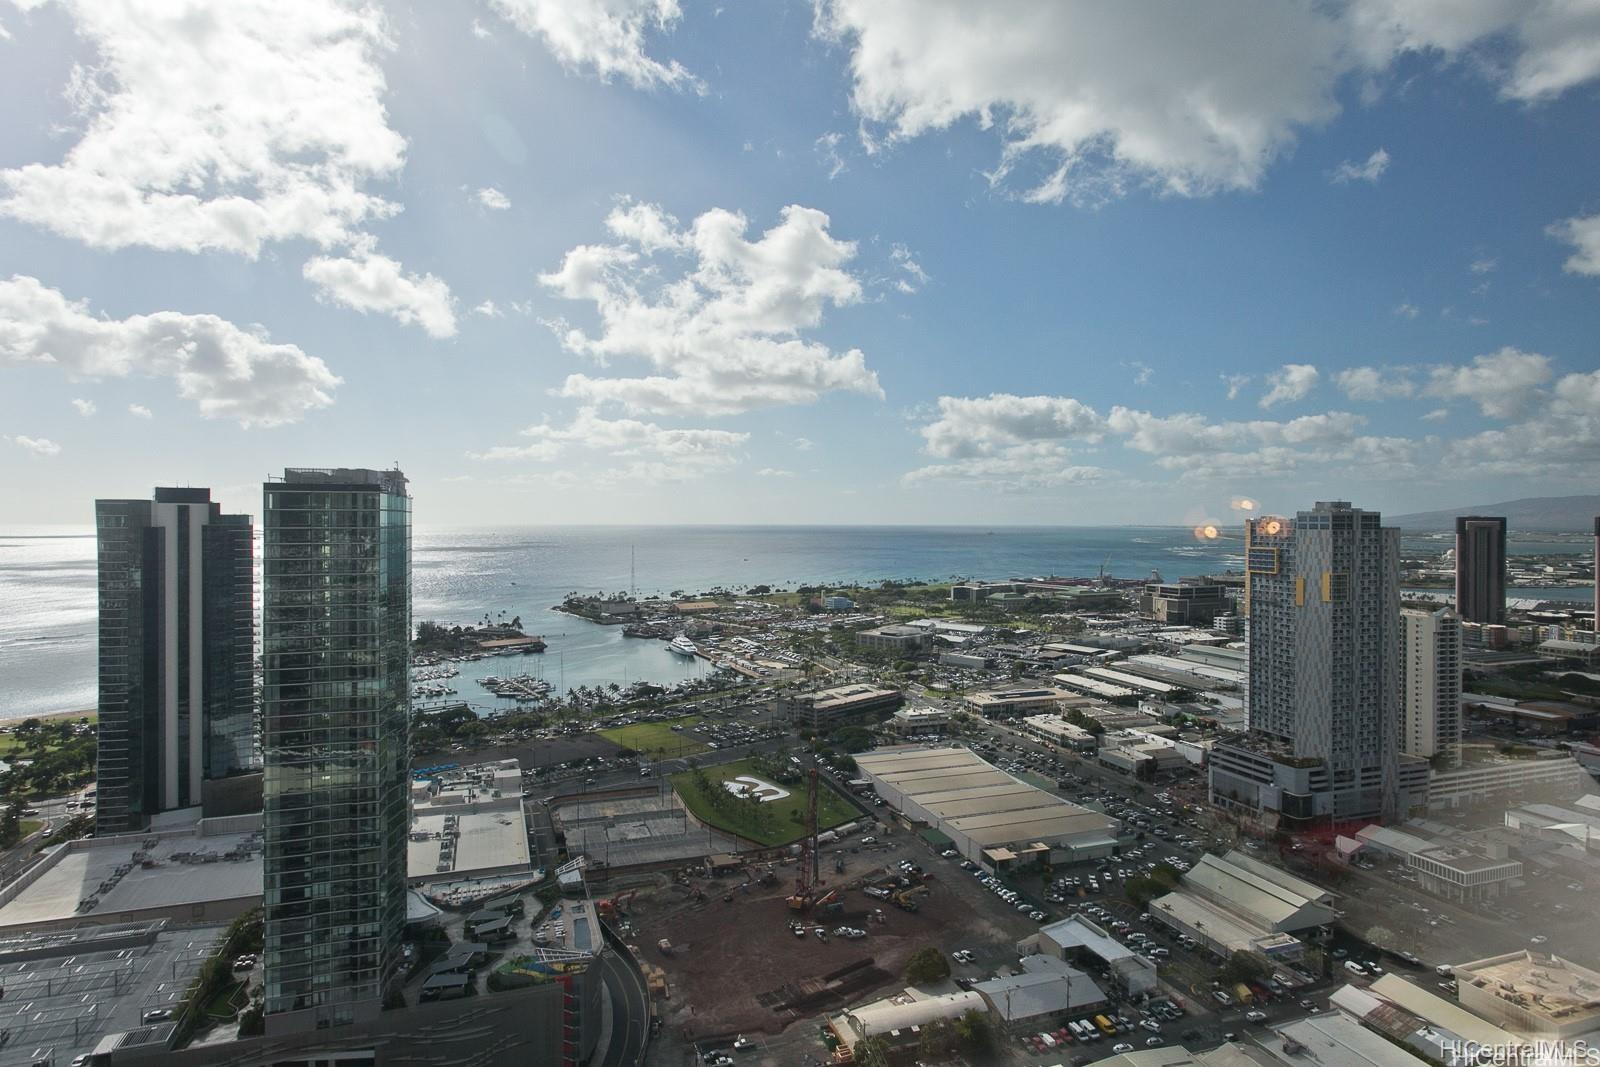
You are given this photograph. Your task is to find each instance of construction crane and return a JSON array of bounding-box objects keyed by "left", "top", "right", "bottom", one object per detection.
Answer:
[{"left": 786, "top": 768, "right": 823, "bottom": 911}]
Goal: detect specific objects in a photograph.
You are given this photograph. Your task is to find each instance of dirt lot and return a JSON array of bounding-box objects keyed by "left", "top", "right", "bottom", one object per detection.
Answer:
[{"left": 627, "top": 833, "right": 1041, "bottom": 1043}]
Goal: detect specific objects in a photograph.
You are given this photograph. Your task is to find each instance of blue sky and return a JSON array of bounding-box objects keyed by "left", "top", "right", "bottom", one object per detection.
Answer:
[{"left": 2, "top": 1, "right": 1599, "bottom": 527}]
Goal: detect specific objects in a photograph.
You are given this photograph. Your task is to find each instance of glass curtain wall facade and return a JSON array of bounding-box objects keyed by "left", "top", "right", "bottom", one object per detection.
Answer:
[
  {"left": 94, "top": 488, "right": 255, "bottom": 835},
  {"left": 261, "top": 468, "right": 411, "bottom": 1032}
]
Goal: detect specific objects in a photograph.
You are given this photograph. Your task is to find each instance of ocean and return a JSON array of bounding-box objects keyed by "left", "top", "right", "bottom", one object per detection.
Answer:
[{"left": 0, "top": 524, "right": 1590, "bottom": 722}]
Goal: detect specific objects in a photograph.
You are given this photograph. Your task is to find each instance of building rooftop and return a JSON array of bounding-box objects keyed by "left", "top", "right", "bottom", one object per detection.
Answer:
[
  {"left": 1454, "top": 951, "right": 1600, "bottom": 1030},
  {"left": 855, "top": 746, "right": 1117, "bottom": 847},
  {"left": 1178, "top": 852, "right": 1335, "bottom": 931},
  {"left": 834, "top": 988, "right": 987, "bottom": 1048},
  {"left": 967, "top": 686, "right": 1077, "bottom": 707},
  {"left": 1272, "top": 1012, "right": 1421, "bottom": 1067},
  {"left": 809, "top": 683, "right": 901, "bottom": 707},
  {"left": 1150, "top": 891, "right": 1296, "bottom": 956},
  {"left": 0, "top": 821, "right": 262, "bottom": 930},
  {"left": 972, "top": 960, "right": 1103, "bottom": 1021},
  {"left": 1366, "top": 974, "right": 1524, "bottom": 1051},
  {"left": 407, "top": 801, "right": 532, "bottom": 883},
  {"left": 1038, "top": 915, "right": 1137, "bottom": 962}
]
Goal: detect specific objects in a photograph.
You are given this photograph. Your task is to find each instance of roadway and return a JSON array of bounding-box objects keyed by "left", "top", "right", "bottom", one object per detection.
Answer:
[{"left": 597, "top": 928, "right": 650, "bottom": 1067}]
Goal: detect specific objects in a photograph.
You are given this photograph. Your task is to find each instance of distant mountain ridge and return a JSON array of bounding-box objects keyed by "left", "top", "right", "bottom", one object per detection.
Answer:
[{"left": 1389, "top": 495, "right": 1600, "bottom": 533}]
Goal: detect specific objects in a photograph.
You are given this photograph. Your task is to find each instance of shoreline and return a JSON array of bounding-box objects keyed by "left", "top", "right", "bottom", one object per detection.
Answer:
[{"left": 2, "top": 708, "right": 96, "bottom": 728}]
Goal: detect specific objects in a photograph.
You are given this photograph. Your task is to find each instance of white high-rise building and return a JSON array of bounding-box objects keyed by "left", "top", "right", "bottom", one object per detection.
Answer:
[
  {"left": 1402, "top": 607, "right": 1462, "bottom": 768},
  {"left": 1210, "top": 501, "right": 1427, "bottom": 825}
]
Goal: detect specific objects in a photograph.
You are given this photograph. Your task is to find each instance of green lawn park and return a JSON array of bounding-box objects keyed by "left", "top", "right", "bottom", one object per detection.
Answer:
[
  {"left": 669, "top": 757, "right": 860, "bottom": 847},
  {"left": 596, "top": 715, "right": 709, "bottom": 757}
]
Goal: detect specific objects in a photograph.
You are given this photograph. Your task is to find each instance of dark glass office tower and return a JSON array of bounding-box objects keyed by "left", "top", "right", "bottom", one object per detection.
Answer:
[
  {"left": 261, "top": 468, "right": 410, "bottom": 1032},
  {"left": 1455, "top": 516, "right": 1507, "bottom": 624},
  {"left": 94, "top": 488, "right": 255, "bottom": 835}
]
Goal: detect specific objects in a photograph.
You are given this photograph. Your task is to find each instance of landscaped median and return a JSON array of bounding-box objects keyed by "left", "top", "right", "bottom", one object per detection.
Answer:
[{"left": 668, "top": 757, "right": 859, "bottom": 847}]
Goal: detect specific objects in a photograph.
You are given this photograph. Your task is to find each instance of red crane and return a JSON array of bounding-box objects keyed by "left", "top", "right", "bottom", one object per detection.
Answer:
[{"left": 787, "top": 767, "right": 822, "bottom": 911}]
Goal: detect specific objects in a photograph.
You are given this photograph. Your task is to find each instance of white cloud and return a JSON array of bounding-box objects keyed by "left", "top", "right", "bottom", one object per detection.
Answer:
[
  {"left": 128, "top": 403, "right": 152, "bottom": 419},
  {"left": 792, "top": 436, "right": 815, "bottom": 452},
  {"left": 910, "top": 346, "right": 1600, "bottom": 486},
  {"left": 469, "top": 408, "right": 747, "bottom": 481},
  {"left": 303, "top": 248, "right": 458, "bottom": 338},
  {"left": 904, "top": 451, "right": 1108, "bottom": 491},
  {"left": 603, "top": 197, "right": 685, "bottom": 253},
  {"left": 1127, "top": 361, "right": 1154, "bottom": 387},
  {"left": 0, "top": 1, "right": 405, "bottom": 257},
  {"left": 0, "top": 274, "right": 339, "bottom": 426},
  {"left": 816, "top": 3, "right": 1600, "bottom": 205},
  {"left": 489, "top": 0, "right": 702, "bottom": 92},
  {"left": 1222, "top": 373, "right": 1251, "bottom": 400},
  {"left": 890, "top": 243, "right": 928, "bottom": 294},
  {"left": 1550, "top": 212, "right": 1600, "bottom": 276},
  {"left": 815, "top": 132, "right": 846, "bottom": 179},
  {"left": 540, "top": 201, "right": 883, "bottom": 416},
  {"left": 70, "top": 397, "right": 95, "bottom": 416},
  {"left": 919, "top": 394, "right": 1106, "bottom": 459},
  {"left": 476, "top": 186, "right": 512, "bottom": 211},
  {"left": 1333, "top": 365, "right": 1414, "bottom": 402},
  {"left": 6, "top": 434, "right": 60, "bottom": 457},
  {"left": 471, "top": 18, "right": 493, "bottom": 40},
  {"left": 1259, "top": 363, "right": 1318, "bottom": 408},
  {"left": 1470, "top": 256, "right": 1498, "bottom": 274},
  {"left": 1393, "top": 301, "right": 1420, "bottom": 319},
  {"left": 473, "top": 300, "right": 503, "bottom": 318},
  {"left": 756, "top": 467, "right": 794, "bottom": 477},
  {"left": 1330, "top": 147, "right": 1390, "bottom": 184},
  {"left": 1425, "top": 347, "right": 1552, "bottom": 419}
]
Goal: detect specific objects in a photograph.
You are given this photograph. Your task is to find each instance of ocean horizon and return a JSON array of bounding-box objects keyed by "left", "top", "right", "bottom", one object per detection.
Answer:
[{"left": 1, "top": 524, "right": 1588, "bottom": 722}]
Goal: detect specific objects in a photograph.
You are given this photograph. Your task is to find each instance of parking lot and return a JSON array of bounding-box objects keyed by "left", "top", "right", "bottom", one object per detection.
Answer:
[{"left": 0, "top": 923, "right": 226, "bottom": 1067}]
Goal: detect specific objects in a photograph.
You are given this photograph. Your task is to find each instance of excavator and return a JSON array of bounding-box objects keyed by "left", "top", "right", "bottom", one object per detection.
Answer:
[{"left": 596, "top": 889, "right": 637, "bottom": 920}]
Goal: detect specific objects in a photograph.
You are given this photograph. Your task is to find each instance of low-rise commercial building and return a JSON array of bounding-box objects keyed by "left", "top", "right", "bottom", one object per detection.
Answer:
[
  {"left": 788, "top": 683, "right": 904, "bottom": 729},
  {"left": 1020, "top": 713, "right": 1097, "bottom": 752},
  {"left": 1210, "top": 733, "right": 1431, "bottom": 826},
  {"left": 1353, "top": 824, "right": 1522, "bottom": 902},
  {"left": 855, "top": 746, "right": 1119, "bottom": 866},
  {"left": 886, "top": 706, "right": 953, "bottom": 735},
  {"left": 1029, "top": 915, "right": 1158, "bottom": 994},
  {"left": 966, "top": 686, "right": 1077, "bottom": 718},
  {"left": 973, "top": 954, "right": 1106, "bottom": 1028},
  {"left": 827, "top": 988, "right": 987, "bottom": 1060},
  {"left": 1150, "top": 851, "right": 1336, "bottom": 962},
  {"left": 1139, "top": 581, "right": 1231, "bottom": 626},
  {"left": 854, "top": 624, "right": 935, "bottom": 654}
]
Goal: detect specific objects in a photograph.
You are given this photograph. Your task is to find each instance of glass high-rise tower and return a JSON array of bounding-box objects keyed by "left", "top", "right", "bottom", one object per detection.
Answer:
[
  {"left": 261, "top": 467, "right": 411, "bottom": 1032},
  {"left": 1455, "top": 515, "right": 1507, "bottom": 625},
  {"left": 94, "top": 487, "right": 255, "bottom": 835}
]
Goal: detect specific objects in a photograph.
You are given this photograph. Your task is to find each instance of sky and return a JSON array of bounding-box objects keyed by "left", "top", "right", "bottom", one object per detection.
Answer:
[{"left": 2, "top": 0, "right": 1599, "bottom": 528}]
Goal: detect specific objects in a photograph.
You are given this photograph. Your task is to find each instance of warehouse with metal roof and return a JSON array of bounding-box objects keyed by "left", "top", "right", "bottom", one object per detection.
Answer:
[{"left": 854, "top": 746, "right": 1120, "bottom": 866}]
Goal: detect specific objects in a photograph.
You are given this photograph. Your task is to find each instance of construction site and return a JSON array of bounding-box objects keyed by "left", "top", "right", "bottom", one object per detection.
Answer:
[{"left": 589, "top": 768, "right": 1042, "bottom": 1047}]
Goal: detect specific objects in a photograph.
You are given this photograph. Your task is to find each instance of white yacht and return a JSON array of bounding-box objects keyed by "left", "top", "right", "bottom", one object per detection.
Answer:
[{"left": 668, "top": 634, "right": 698, "bottom": 658}]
